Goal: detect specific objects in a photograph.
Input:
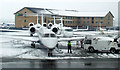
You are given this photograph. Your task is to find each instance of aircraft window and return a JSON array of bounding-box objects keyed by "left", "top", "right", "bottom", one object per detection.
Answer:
[
  {"left": 65, "top": 29, "right": 73, "bottom": 31},
  {"left": 50, "top": 34, "right": 56, "bottom": 37},
  {"left": 37, "top": 26, "right": 40, "bottom": 28},
  {"left": 84, "top": 40, "right": 92, "bottom": 44},
  {"left": 44, "top": 34, "right": 49, "bottom": 37}
]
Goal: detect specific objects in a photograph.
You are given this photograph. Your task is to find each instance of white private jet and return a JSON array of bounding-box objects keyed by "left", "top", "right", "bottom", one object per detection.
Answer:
[
  {"left": 48, "top": 17, "right": 73, "bottom": 37},
  {"left": 28, "top": 15, "right": 86, "bottom": 56},
  {"left": 16, "top": 14, "right": 84, "bottom": 56},
  {"left": 26, "top": 14, "right": 58, "bottom": 56}
]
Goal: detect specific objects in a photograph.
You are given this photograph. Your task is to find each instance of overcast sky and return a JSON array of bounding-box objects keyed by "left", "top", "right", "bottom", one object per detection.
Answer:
[{"left": 0, "top": 0, "right": 119, "bottom": 25}]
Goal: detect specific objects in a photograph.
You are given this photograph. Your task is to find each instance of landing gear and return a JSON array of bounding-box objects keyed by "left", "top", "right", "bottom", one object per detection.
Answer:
[
  {"left": 48, "top": 49, "right": 53, "bottom": 57},
  {"left": 31, "top": 42, "right": 35, "bottom": 48},
  {"left": 30, "top": 34, "right": 33, "bottom": 36}
]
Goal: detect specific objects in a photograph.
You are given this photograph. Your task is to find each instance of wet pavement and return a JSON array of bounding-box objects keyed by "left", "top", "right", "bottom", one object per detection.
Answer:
[{"left": 1, "top": 58, "right": 120, "bottom": 69}]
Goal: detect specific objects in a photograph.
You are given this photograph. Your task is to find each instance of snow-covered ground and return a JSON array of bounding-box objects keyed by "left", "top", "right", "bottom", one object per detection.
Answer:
[{"left": 0, "top": 29, "right": 120, "bottom": 60}]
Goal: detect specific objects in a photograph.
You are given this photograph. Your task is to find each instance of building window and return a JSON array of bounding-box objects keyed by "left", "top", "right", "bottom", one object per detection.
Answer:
[
  {"left": 100, "top": 17, "right": 103, "bottom": 19},
  {"left": 87, "top": 21, "right": 89, "bottom": 23},
  {"left": 72, "top": 17, "right": 74, "bottom": 19},
  {"left": 92, "top": 21, "right": 94, "bottom": 24},
  {"left": 96, "top": 22, "right": 98, "bottom": 24},
  {"left": 108, "top": 16, "right": 110, "bottom": 20},
  {"left": 66, "top": 21, "right": 67, "bottom": 23},
  {"left": 24, "top": 20, "right": 26, "bottom": 23},
  {"left": 92, "top": 17, "right": 94, "bottom": 20},
  {"left": 68, "top": 21, "right": 69, "bottom": 23},
  {"left": 101, "top": 22, "right": 103, "bottom": 24},
  {"left": 83, "top": 21, "right": 85, "bottom": 24},
  {"left": 108, "top": 22, "right": 110, "bottom": 24},
  {"left": 44, "top": 16, "right": 46, "bottom": 23},
  {"left": 68, "top": 17, "right": 70, "bottom": 19}
]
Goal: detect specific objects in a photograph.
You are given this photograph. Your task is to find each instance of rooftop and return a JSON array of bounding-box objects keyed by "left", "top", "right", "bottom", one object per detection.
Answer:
[{"left": 15, "top": 7, "right": 114, "bottom": 17}]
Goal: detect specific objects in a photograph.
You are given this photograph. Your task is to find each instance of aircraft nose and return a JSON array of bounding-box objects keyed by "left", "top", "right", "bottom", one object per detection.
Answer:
[{"left": 42, "top": 38, "right": 58, "bottom": 49}]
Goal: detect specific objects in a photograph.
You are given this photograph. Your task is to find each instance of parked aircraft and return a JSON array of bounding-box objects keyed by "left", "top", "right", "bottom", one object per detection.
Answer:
[
  {"left": 22, "top": 14, "right": 84, "bottom": 56},
  {"left": 49, "top": 17, "right": 73, "bottom": 37}
]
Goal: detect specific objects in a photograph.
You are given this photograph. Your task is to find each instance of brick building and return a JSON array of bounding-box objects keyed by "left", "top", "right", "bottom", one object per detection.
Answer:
[{"left": 14, "top": 7, "right": 114, "bottom": 28}]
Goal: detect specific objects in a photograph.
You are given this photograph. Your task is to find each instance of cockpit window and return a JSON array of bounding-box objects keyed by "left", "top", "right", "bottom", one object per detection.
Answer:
[
  {"left": 65, "top": 29, "right": 73, "bottom": 31},
  {"left": 37, "top": 26, "right": 40, "bottom": 28},
  {"left": 43, "top": 34, "right": 49, "bottom": 37},
  {"left": 43, "top": 33, "right": 56, "bottom": 37},
  {"left": 50, "top": 34, "right": 56, "bottom": 37}
]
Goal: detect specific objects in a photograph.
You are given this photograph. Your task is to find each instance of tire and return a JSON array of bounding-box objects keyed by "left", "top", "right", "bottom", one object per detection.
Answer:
[
  {"left": 31, "top": 43, "right": 35, "bottom": 48},
  {"left": 110, "top": 48, "right": 116, "bottom": 53},
  {"left": 48, "top": 53, "right": 52, "bottom": 57},
  {"left": 48, "top": 53, "right": 50, "bottom": 57},
  {"left": 30, "top": 34, "right": 33, "bottom": 36},
  {"left": 89, "top": 47, "right": 95, "bottom": 52}
]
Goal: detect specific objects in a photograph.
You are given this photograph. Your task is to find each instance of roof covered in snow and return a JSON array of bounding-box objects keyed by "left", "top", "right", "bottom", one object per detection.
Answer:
[
  {"left": 47, "top": 9, "right": 111, "bottom": 17},
  {"left": 15, "top": 7, "right": 114, "bottom": 17}
]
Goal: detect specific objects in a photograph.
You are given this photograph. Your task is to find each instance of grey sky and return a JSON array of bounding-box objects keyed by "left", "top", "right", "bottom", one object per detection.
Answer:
[{"left": 0, "top": 0, "right": 119, "bottom": 25}]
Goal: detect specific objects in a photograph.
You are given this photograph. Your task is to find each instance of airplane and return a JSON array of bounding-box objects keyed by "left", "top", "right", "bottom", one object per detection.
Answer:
[
  {"left": 12, "top": 14, "right": 84, "bottom": 56},
  {"left": 12, "top": 13, "right": 119, "bottom": 56},
  {"left": 48, "top": 17, "right": 74, "bottom": 37},
  {"left": 26, "top": 14, "right": 58, "bottom": 56}
]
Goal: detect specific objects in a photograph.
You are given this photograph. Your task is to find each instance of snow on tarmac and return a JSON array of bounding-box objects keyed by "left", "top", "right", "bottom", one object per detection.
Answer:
[{"left": 0, "top": 29, "right": 120, "bottom": 60}]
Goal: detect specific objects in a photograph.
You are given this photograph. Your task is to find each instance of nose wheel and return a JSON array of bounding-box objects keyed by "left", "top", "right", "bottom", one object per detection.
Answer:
[
  {"left": 31, "top": 42, "right": 35, "bottom": 48},
  {"left": 30, "top": 34, "right": 33, "bottom": 36},
  {"left": 48, "top": 49, "right": 53, "bottom": 57}
]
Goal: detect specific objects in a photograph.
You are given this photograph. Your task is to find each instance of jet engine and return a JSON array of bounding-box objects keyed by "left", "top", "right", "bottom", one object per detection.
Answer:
[
  {"left": 43, "top": 23, "right": 47, "bottom": 27},
  {"left": 52, "top": 27, "right": 59, "bottom": 34},
  {"left": 48, "top": 23, "right": 53, "bottom": 29},
  {"left": 29, "top": 26, "right": 36, "bottom": 36},
  {"left": 29, "top": 22, "right": 34, "bottom": 27}
]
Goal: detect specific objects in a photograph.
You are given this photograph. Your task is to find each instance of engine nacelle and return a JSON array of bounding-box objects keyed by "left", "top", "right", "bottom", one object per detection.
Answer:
[
  {"left": 29, "top": 26, "right": 36, "bottom": 36},
  {"left": 48, "top": 23, "right": 53, "bottom": 29},
  {"left": 52, "top": 27, "right": 59, "bottom": 34},
  {"left": 42, "top": 23, "right": 47, "bottom": 27},
  {"left": 29, "top": 22, "right": 34, "bottom": 27}
]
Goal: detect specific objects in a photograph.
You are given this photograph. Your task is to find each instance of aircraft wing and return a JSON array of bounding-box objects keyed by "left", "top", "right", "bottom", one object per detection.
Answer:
[
  {"left": 2, "top": 30, "right": 39, "bottom": 42},
  {"left": 58, "top": 37, "right": 85, "bottom": 42},
  {"left": 5, "top": 35, "right": 39, "bottom": 42},
  {"left": 73, "top": 32, "right": 96, "bottom": 37}
]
